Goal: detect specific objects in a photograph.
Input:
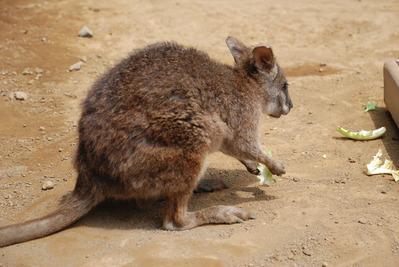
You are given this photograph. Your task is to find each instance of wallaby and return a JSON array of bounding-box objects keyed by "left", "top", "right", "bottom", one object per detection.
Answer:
[{"left": 0, "top": 36, "right": 292, "bottom": 247}]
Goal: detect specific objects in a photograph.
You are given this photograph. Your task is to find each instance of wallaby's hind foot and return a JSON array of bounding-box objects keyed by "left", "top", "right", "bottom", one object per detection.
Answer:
[{"left": 162, "top": 193, "right": 255, "bottom": 231}]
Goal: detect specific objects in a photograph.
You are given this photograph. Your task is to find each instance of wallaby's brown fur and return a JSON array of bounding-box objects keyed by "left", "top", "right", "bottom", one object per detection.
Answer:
[{"left": 0, "top": 37, "right": 292, "bottom": 247}]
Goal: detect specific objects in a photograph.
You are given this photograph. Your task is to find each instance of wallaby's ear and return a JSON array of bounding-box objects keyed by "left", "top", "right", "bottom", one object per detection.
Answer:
[
  {"left": 252, "top": 45, "right": 276, "bottom": 72},
  {"left": 226, "top": 36, "right": 249, "bottom": 65}
]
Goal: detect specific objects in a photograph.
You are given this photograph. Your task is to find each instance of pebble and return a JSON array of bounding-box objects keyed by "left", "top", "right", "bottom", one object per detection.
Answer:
[
  {"left": 78, "top": 26, "right": 93, "bottom": 38},
  {"left": 22, "top": 68, "right": 34, "bottom": 75},
  {"left": 358, "top": 218, "right": 367, "bottom": 224},
  {"left": 34, "top": 68, "right": 44, "bottom": 74},
  {"left": 348, "top": 158, "right": 356, "bottom": 163},
  {"left": 21, "top": 67, "right": 43, "bottom": 76},
  {"left": 69, "top": 61, "right": 85, "bottom": 72},
  {"left": 39, "top": 126, "right": 45, "bottom": 131},
  {"left": 42, "top": 181, "right": 54, "bottom": 190},
  {"left": 15, "top": 91, "right": 28, "bottom": 100},
  {"left": 302, "top": 249, "right": 312, "bottom": 256}
]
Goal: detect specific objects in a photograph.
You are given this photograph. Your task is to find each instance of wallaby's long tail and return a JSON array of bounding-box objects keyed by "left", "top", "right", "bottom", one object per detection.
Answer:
[{"left": 0, "top": 190, "right": 98, "bottom": 247}]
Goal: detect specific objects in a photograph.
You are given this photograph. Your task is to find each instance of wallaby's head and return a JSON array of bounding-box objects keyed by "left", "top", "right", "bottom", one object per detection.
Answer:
[{"left": 226, "top": 37, "right": 293, "bottom": 118}]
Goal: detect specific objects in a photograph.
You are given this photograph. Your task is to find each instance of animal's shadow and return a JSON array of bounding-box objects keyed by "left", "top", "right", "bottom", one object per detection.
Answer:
[{"left": 73, "top": 168, "right": 276, "bottom": 231}]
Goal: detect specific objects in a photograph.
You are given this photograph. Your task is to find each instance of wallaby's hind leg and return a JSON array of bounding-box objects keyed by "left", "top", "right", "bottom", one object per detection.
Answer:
[
  {"left": 162, "top": 163, "right": 255, "bottom": 230},
  {"left": 156, "top": 151, "right": 255, "bottom": 230}
]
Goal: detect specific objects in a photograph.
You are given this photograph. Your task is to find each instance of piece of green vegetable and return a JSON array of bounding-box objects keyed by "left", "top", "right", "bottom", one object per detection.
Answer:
[
  {"left": 257, "top": 150, "right": 276, "bottom": 186},
  {"left": 366, "top": 149, "right": 399, "bottom": 182},
  {"left": 364, "top": 101, "right": 377, "bottom": 112},
  {"left": 336, "top": 126, "right": 386, "bottom": 140}
]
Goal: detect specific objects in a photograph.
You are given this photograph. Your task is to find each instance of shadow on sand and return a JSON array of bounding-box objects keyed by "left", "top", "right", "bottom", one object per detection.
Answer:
[
  {"left": 72, "top": 168, "right": 276, "bottom": 231},
  {"left": 369, "top": 107, "right": 399, "bottom": 166}
]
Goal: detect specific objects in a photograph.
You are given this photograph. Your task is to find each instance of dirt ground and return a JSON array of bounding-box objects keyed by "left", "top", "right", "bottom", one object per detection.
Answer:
[{"left": 1, "top": 0, "right": 399, "bottom": 266}]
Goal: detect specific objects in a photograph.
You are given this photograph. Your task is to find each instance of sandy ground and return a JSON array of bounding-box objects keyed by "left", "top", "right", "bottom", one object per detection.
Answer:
[{"left": 1, "top": 0, "right": 399, "bottom": 266}]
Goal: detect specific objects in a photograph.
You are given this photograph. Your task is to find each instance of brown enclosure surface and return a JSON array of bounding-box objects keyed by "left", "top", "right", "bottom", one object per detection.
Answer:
[{"left": 1, "top": 0, "right": 399, "bottom": 266}]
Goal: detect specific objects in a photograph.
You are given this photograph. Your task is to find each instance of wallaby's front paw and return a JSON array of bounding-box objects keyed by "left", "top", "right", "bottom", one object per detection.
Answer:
[
  {"left": 269, "top": 161, "right": 286, "bottom": 176},
  {"left": 240, "top": 160, "right": 260, "bottom": 175},
  {"left": 246, "top": 166, "right": 260, "bottom": 175}
]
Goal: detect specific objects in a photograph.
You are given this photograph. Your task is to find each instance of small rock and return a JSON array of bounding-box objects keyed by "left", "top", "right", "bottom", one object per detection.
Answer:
[
  {"left": 15, "top": 91, "right": 28, "bottom": 100},
  {"left": 89, "top": 7, "right": 100, "bottom": 12},
  {"left": 78, "top": 26, "right": 93, "bottom": 38},
  {"left": 34, "top": 68, "right": 44, "bottom": 74},
  {"left": 322, "top": 262, "right": 328, "bottom": 267},
  {"left": 320, "top": 62, "right": 327, "bottom": 67},
  {"left": 41, "top": 37, "right": 48, "bottom": 42},
  {"left": 348, "top": 158, "right": 356, "bottom": 163},
  {"left": 69, "top": 61, "right": 85, "bottom": 72},
  {"left": 22, "top": 68, "right": 34, "bottom": 75},
  {"left": 302, "top": 249, "right": 312, "bottom": 256},
  {"left": 358, "top": 218, "right": 367, "bottom": 224},
  {"left": 42, "top": 181, "right": 54, "bottom": 190}
]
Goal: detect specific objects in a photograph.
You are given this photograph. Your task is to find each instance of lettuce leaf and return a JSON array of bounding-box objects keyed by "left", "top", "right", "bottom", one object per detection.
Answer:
[
  {"left": 257, "top": 150, "right": 276, "bottom": 186},
  {"left": 366, "top": 149, "right": 399, "bottom": 182},
  {"left": 336, "top": 126, "right": 386, "bottom": 140}
]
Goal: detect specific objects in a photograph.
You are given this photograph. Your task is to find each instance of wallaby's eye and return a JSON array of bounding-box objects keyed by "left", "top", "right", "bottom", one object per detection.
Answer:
[{"left": 282, "top": 82, "right": 289, "bottom": 90}]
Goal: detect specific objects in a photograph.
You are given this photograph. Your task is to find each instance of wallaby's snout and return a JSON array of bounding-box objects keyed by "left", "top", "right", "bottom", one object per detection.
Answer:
[{"left": 265, "top": 81, "right": 293, "bottom": 118}]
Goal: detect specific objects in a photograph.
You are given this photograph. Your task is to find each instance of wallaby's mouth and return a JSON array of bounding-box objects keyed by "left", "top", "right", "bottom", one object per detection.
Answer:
[
  {"left": 269, "top": 112, "right": 282, "bottom": 118},
  {"left": 265, "top": 102, "right": 292, "bottom": 118}
]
